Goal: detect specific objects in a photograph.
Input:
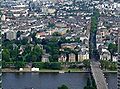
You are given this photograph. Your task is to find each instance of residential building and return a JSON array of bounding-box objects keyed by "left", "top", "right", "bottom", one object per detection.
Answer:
[
  {"left": 42, "top": 54, "right": 50, "bottom": 62},
  {"left": 58, "top": 54, "right": 67, "bottom": 62},
  {"left": 69, "top": 53, "right": 76, "bottom": 62}
]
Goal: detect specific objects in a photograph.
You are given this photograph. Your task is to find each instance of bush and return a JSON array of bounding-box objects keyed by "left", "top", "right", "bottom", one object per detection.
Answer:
[
  {"left": 14, "top": 61, "right": 26, "bottom": 69},
  {"left": 33, "top": 62, "right": 44, "bottom": 69},
  {"left": 58, "top": 85, "right": 68, "bottom": 89},
  {"left": 69, "top": 65, "right": 77, "bottom": 68},
  {"left": 50, "top": 62, "right": 62, "bottom": 70},
  {"left": 44, "top": 62, "right": 50, "bottom": 69}
]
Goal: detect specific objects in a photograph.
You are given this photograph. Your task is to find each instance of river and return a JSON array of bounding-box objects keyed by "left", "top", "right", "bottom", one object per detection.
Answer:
[{"left": 2, "top": 73, "right": 117, "bottom": 89}]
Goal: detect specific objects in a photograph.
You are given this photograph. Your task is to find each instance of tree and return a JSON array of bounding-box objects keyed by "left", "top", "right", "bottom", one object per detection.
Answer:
[
  {"left": 84, "top": 86, "right": 96, "bottom": 89},
  {"left": 82, "top": 60, "right": 90, "bottom": 70},
  {"left": 48, "top": 22, "right": 55, "bottom": 29},
  {"left": 100, "top": 60, "right": 110, "bottom": 70},
  {"left": 91, "top": 76, "right": 97, "bottom": 89},
  {"left": 52, "top": 32, "right": 61, "bottom": 36},
  {"left": 21, "top": 38, "right": 28, "bottom": 45},
  {"left": 59, "top": 37, "right": 67, "bottom": 44},
  {"left": 25, "top": 53, "right": 31, "bottom": 62},
  {"left": 28, "top": 45, "right": 43, "bottom": 62},
  {"left": 16, "top": 31, "right": 22, "bottom": 38},
  {"left": 23, "top": 44, "right": 31, "bottom": 56},
  {"left": 15, "top": 39, "right": 21, "bottom": 46},
  {"left": 108, "top": 43, "right": 117, "bottom": 61},
  {"left": 43, "top": 62, "right": 50, "bottom": 69},
  {"left": 58, "top": 85, "right": 68, "bottom": 89},
  {"left": 33, "top": 45, "right": 43, "bottom": 56},
  {"left": 2, "top": 49, "right": 10, "bottom": 62},
  {"left": 31, "top": 54, "right": 37, "bottom": 62},
  {"left": 30, "top": 32, "right": 36, "bottom": 42},
  {"left": 3, "top": 40, "right": 13, "bottom": 50},
  {"left": 93, "top": 8, "right": 100, "bottom": 18},
  {"left": 14, "top": 61, "right": 25, "bottom": 69},
  {"left": 87, "top": 78, "right": 91, "bottom": 87},
  {"left": 84, "top": 77, "right": 96, "bottom": 89},
  {"left": 109, "top": 62, "right": 117, "bottom": 71},
  {"left": 16, "top": 54, "right": 24, "bottom": 62},
  {"left": 44, "top": 37, "right": 60, "bottom": 62},
  {"left": 10, "top": 47, "right": 19, "bottom": 61},
  {"left": 89, "top": 8, "right": 99, "bottom": 60},
  {"left": 50, "top": 62, "right": 61, "bottom": 70}
]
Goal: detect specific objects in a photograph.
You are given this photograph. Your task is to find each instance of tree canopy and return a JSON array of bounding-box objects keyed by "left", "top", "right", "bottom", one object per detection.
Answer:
[
  {"left": 108, "top": 43, "right": 117, "bottom": 61},
  {"left": 58, "top": 85, "right": 69, "bottom": 89},
  {"left": 2, "top": 49, "right": 10, "bottom": 62}
]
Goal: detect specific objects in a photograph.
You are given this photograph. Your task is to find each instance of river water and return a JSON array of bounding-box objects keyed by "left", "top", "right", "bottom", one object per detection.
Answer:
[{"left": 2, "top": 73, "right": 117, "bottom": 89}]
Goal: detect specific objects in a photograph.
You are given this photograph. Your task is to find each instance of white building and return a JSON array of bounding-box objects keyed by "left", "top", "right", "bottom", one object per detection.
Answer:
[
  {"left": 1, "top": 14, "right": 6, "bottom": 21},
  {"left": 42, "top": 54, "right": 50, "bottom": 62},
  {"left": 58, "top": 54, "right": 67, "bottom": 62}
]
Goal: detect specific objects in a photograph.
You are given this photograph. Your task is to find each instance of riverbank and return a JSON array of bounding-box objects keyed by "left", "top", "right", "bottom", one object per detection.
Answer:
[{"left": 2, "top": 68, "right": 117, "bottom": 73}]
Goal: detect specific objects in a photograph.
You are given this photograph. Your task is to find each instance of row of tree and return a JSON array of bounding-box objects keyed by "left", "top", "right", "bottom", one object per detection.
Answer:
[
  {"left": 2, "top": 43, "right": 43, "bottom": 62},
  {"left": 3, "top": 30, "right": 84, "bottom": 62},
  {"left": 89, "top": 8, "right": 100, "bottom": 60}
]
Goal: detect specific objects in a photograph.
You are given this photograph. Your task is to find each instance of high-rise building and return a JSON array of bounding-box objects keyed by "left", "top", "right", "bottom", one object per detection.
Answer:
[
  {"left": 117, "top": 37, "right": 120, "bottom": 89},
  {"left": 6, "top": 30, "right": 16, "bottom": 40}
]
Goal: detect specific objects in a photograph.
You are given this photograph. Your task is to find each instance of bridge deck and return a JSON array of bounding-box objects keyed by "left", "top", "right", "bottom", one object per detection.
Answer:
[{"left": 91, "top": 61, "right": 108, "bottom": 89}]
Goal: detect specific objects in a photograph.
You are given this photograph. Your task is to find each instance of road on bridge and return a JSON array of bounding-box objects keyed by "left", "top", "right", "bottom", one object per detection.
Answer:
[{"left": 91, "top": 61, "right": 108, "bottom": 89}]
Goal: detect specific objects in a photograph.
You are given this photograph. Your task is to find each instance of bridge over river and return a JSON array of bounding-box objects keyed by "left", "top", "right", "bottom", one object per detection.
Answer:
[{"left": 88, "top": 8, "right": 108, "bottom": 89}]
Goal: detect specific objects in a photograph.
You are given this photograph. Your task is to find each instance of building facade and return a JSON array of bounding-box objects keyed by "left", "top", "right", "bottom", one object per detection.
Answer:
[{"left": 117, "top": 37, "right": 120, "bottom": 89}]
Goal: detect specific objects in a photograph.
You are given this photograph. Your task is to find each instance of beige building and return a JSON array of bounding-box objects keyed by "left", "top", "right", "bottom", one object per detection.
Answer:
[
  {"left": 69, "top": 53, "right": 76, "bottom": 62},
  {"left": 6, "top": 30, "right": 16, "bottom": 40},
  {"left": 61, "top": 43, "right": 77, "bottom": 50},
  {"left": 78, "top": 52, "right": 89, "bottom": 62}
]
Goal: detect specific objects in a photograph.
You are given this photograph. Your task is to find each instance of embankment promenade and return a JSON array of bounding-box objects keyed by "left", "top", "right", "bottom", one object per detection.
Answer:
[{"left": 2, "top": 68, "right": 117, "bottom": 73}]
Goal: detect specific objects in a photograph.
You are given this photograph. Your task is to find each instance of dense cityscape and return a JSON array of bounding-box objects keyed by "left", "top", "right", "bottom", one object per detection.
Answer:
[{"left": 0, "top": 0, "right": 120, "bottom": 89}]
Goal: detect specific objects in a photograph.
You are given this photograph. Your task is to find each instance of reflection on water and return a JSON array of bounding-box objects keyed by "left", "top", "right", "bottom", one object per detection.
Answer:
[{"left": 2, "top": 73, "right": 117, "bottom": 89}]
